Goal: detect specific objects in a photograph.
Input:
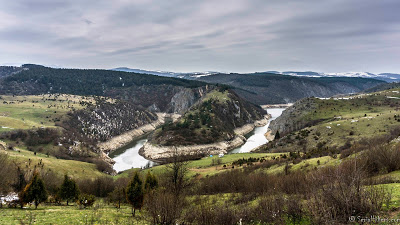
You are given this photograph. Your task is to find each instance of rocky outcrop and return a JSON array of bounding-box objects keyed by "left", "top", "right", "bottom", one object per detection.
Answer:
[
  {"left": 165, "top": 86, "right": 209, "bottom": 114},
  {"left": 234, "top": 114, "right": 270, "bottom": 136},
  {"left": 140, "top": 115, "right": 270, "bottom": 160},
  {"left": 0, "top": 141, "right": 7, "bottom": 151},
  {"left": 61, "top": 101, "right": 159, "bottom": 143}
]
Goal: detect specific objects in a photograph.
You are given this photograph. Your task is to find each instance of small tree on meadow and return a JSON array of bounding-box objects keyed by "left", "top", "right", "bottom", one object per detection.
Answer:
[
  {"left": 21, "top": 172, "right": 48, "bottom": 209},
  {"left": 59, "top": 174, "right": 80, "bottom": 205},
  {"left": 126, "top": 172, "right": 144, "bottom": 217}
]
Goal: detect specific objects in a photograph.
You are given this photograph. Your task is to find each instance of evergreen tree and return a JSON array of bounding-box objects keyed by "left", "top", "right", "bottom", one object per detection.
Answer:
[
  {"left": 21, "top": 172, "right": 48, "bottom": 209},
  {"left": 126, "top": 172, "right": 144, "bottom": 217},
  {"left": 59, "top": 174, "right": 80, "bottom": 205},
  {"left": 13, "top": 167, "right": 26, "bottom": 193},
  {"left": 144, "top": 171, "right": 158, "bottom": 193},
  {"left": 275, "top": 130, "right": 281, "bottom": 139}
]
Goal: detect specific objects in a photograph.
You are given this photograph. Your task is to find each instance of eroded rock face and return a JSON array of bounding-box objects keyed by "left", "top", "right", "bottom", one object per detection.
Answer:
[
  {"left": 62, "top": 101, "right": 158, "bottom": 143},
  {"left": 165, "top": 86, "right": 209, "bottom": 114}
]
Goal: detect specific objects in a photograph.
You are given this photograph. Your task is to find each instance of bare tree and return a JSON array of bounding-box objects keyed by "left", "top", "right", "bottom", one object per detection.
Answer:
[
  {"left": 164, "top": 148, "right": 190, "bottom": 197},
  {"left": 144, "top": 149, "right": 190, "bottom": 224}
]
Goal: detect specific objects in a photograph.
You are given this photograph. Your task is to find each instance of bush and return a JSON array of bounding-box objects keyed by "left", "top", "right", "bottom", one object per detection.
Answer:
[
  {"left": 361, "top": 144, "right": 400, "bottom": 175},
  {"left": 306, "top": 160, "right": 391, "bottom": 224},
  {"left": 145, "top": 189, "right": 186, "bottom": 225},
  {"left": 77, "top": 194, "right": 95, "bottom": 209}
]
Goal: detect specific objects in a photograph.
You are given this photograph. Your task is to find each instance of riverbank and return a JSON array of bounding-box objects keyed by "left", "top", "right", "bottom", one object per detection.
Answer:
[
  {"left": 139, "top": 114, "right": 271, "bottom": 161},
  {"left": 261, "top": 103, "right": 293, "bottom": 109},
  {"left": 98, "top": 113, "right": 180, "bottom": 154}
]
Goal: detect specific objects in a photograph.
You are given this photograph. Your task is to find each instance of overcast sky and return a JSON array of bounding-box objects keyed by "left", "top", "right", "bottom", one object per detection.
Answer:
[{"left": 0, "top": 0, "right": 399, "bottom": 73}]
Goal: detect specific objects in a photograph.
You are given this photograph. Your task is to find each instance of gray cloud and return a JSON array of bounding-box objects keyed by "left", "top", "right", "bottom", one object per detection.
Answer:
[{"left": 0, "top": 0, "right": 398, "bottom": 73}]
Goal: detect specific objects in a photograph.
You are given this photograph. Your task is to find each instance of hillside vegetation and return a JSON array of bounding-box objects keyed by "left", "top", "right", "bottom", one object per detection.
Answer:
[{"left": 263, "top": 88, "right": 400, "bottom": 156}]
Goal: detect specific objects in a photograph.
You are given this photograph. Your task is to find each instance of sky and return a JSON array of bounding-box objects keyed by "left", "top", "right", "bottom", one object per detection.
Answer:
[{"left": 0, "top": 0, "right": 399, "bottom": 73}]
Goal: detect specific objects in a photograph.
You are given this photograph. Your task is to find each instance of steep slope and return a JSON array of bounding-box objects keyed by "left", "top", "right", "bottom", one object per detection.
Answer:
[
  {"left": 196, "top": 73, "right": 385, "bottom": 104},
  {"left": 363, "top": 82, "right": 400, "bottom": 93},
  {"left": 61, "top": 100, "right": 158, "bottom": 143}
]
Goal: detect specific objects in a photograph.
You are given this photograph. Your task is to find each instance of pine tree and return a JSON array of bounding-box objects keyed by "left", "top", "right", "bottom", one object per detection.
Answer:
[
  {"left": 21, "top": 172, "right": 48, "bottom": 209},
  {"left": 275, "top": 130, "right": 281, "bottom": 139},
  {"left": 144, "top": 171, "right": 158, "bottom": 193},
  {"left": 59, "top": 174, "right": 80, "bottom": 205},
  {"left": 126, "top": 172, "right": 144, "bottom": 217}
]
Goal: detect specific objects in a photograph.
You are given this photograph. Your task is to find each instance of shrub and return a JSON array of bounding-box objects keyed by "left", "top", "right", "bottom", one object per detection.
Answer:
[
  {"left": 77, "top": 194, "right": 95, "bottom": 209},
  {"left": 145, "top": 189, "right": 186, "bottom": 225},
  {"left": 306, "top": 160, "right": 391, "bottom": 224}
]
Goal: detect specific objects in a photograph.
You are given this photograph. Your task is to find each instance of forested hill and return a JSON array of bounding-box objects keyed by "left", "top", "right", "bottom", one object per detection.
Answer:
[
  {"left": 195, "top": 73, "right": 386, "bottom": 104},
  {"left": 0, "top": 66, "right": 25, "bottom": 78},
  {"left": 0, "top": 65, "right": 210, "bottom": 113},
  {"left": 363, "top": 82, "right": 400, "bottom": 93}
]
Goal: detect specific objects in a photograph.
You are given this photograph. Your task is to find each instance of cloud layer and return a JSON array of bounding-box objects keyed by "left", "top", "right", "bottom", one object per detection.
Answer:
[{"left": 0, "top": 0, "right": 399, "bottom": 73}]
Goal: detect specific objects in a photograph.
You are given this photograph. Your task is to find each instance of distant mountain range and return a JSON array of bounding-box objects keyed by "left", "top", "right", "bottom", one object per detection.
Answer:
[
  {"left": 268, "top": 71, "right": 400, "bottom": 83},
  {"left": 113, "top": 67, "right": 400, "bottom": 83},
  {"left": 0, "top": 64, "right": 388, "bottom": 105},
  {"left": 112, "top": 67, "right": 219, "bottom": 79}
]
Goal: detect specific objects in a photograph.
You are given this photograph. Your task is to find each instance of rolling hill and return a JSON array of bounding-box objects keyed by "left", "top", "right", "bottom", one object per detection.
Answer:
[{"left": 195, "top": 73, "right": 385, "bottom": 104}]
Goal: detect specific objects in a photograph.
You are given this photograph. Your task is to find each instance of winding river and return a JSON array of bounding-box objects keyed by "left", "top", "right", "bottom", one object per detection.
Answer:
[{"left": 111, "top": 108, "right": 285, "bottom": 172}]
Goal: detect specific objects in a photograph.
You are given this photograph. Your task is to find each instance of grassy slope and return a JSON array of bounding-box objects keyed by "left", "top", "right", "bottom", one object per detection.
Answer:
[
  {"left": 4, "top": 147, "right": 105, "bottom": 180},
  {"left": 0, "top": 94, "right": 96, "bottom": 132},
  {"left": 270, "top": 89, "right": 400, "bottom": 152}
]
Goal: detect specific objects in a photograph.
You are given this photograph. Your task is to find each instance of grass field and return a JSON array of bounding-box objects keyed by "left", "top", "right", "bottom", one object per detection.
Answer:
[
  {"left": 0, "top": 201, "right": 147, "bottom": 225},
  {"left": 117, "top": 152, "right": 286, "bottom": 179},
  {"left": 0, "top": 94, "right": 98, "bottom": 132}
]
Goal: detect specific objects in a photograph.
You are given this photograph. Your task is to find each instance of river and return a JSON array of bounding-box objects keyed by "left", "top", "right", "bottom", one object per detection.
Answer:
[{"left": 111, "top": 108, "right": 285, "bottom": 172}]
